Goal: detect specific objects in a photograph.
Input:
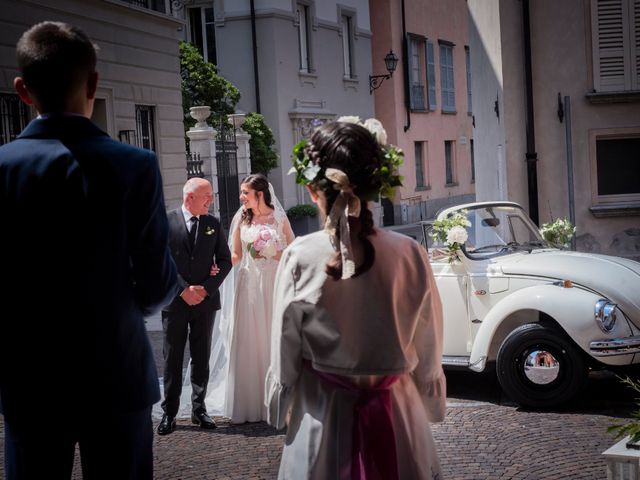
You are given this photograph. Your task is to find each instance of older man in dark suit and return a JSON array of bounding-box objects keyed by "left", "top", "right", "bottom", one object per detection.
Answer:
[
  {"left": 0, "top": 22, "right": 177, "bottom": 479},
  {"left": 158, "top": 177, "right": 232, "bottom": 435}
]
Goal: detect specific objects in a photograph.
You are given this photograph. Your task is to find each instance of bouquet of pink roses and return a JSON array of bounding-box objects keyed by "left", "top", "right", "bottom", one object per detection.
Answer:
[{"left": 246, "top": 224, "right": 281, "bottom": 259}]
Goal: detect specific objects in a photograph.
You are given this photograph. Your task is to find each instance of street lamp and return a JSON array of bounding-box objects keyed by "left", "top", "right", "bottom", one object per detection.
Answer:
[{"left": 369, "top": 50, "right": 399, "bottom": 94}]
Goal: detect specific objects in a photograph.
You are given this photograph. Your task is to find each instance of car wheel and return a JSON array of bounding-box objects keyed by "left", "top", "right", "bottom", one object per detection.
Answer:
[{"left": 496, "top": 323, "right": 588, "bottom": 409}]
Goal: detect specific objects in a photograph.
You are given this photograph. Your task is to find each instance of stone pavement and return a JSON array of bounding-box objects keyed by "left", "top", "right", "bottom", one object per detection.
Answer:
[
  {"left": 1, "top": 366, "right": 636, "bottom": 479},
  {"left": 1, "top": 311, "right": 637, "bottom": 478}
]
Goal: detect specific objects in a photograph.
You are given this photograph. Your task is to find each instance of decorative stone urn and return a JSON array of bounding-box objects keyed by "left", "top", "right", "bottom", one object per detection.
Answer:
[
  {"left": 190, "top": 106, "right": 212, "bottom": 129},
  {"left": 228, "top": 113, "right": 246, "bottom": 131}
]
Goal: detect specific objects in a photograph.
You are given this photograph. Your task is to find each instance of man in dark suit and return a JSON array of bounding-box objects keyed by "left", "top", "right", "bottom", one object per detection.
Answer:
[
  {"left": 158, "top": 177, "right": 232, "bottom": 435},
  {"left": 0, "top": 22, "right": 178, "bottom": 479}
]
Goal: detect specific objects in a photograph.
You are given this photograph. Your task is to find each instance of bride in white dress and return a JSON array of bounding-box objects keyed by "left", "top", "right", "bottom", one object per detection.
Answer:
[
  {"left": 173, "top": 174, "right": 295, "bottom": 423},
  {"left": 223, "top": 173, "right": 295, "bottom": 422}
]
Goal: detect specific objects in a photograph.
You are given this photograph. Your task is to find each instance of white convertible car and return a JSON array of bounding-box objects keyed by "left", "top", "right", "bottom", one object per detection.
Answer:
[{"left": 422, "top": 201, "right": 640, "bottom": 408}]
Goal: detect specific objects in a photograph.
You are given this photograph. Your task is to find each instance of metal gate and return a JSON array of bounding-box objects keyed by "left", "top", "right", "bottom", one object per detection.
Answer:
[{"left": 215, "top": 119, "right": 240, "bottom": 231}]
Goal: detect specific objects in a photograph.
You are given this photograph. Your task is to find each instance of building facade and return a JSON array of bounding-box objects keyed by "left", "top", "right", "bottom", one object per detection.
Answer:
[
  {"left": 468, "top": 0, "right": 640, "bottom": 260},
  {"left": 369, "top": 0, "right": 475, "bottom": 225},
  {"left": 175, "top": 0, "right": 374, "bottom": 209},
  {"left": 0, "top": 0, "right": 187, "bottom": 207}
]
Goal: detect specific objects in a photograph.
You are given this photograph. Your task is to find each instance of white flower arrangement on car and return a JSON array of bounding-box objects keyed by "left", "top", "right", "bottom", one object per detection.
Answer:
[
  {"left": 245, "top": 224, "right": 282, "bottom": 259},
  {"left": 539, "top": 217, "right": 576, "bottom": 249},
  {"left": 429, "top": 210, "right": 471, "bottom": 263}
]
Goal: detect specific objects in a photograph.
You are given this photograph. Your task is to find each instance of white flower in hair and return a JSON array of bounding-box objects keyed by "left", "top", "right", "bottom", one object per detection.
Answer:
[
  {"left": 337, "top": 115, "right": 362, "bottom": 125},
  {"left": 363, "top": 118, "right": 388, "bottom": 146}
]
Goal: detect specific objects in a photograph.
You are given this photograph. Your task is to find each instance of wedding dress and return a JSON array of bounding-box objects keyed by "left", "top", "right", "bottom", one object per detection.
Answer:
[{"left": 165, "top": 184, "right": 291, "bottom": 422}]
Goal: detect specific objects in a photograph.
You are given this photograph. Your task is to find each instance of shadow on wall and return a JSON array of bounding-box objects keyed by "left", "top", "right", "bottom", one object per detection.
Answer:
[{"left": 577, "top": 229, "right": 640, "bottom": 262}]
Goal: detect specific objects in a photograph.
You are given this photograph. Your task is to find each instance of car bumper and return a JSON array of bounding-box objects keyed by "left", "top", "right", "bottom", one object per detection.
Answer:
[{"left": 590, "top": 335, "right": 640, "bottom": 356}]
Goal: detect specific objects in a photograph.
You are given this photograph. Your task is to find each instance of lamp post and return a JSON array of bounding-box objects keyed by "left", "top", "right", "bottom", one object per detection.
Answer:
[{"left": 369, "top": 50, "right": 399, "bottom": 94}]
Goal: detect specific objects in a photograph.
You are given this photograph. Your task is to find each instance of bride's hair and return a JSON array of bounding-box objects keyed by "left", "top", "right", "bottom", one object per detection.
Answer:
[
  {"left": 307, "top": 121, "right": 381, "bottom": 279},
  {"left": 240, "top": 173, "right": 274, "bottom": 225}
]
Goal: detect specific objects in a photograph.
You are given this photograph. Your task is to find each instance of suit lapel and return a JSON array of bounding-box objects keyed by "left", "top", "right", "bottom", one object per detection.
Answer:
[{"left": 170, "top": 209, "right": 192, "bottom": 252}]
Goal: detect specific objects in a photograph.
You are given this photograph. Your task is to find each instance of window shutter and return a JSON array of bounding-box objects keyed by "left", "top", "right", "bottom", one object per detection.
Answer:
[
  {"left": 592, "top": 0, "right": 631, "bottom": 91},
  {"left": 426, "top": 40, "right": 436, "bottom": 110},
  {"left": 632, "top": 0, "right": 640, "bottom": 89}
]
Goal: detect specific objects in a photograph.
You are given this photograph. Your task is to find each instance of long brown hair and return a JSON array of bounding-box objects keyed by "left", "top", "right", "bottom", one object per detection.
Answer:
[
  {"left": 240, "top": 173, "right": 274, "bottom": 225},
  {"left": 307, "top": 122, "right": 384, "bottom": 279}
]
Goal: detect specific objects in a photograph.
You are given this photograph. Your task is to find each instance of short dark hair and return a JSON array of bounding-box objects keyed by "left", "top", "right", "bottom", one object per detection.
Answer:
[{"left": 16, "top": 21, "right": 97, "bottom": 112}]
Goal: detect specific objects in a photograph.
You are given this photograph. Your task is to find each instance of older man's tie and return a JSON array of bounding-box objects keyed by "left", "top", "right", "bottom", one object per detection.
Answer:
[{"left": 188, "top": 216, "right": 198, "bottom": 249}]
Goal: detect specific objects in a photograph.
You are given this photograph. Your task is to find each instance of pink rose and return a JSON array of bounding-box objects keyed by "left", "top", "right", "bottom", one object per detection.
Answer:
[
  {"left": 258, "top": 229, "right": 273, "bottom": 241},
  {"left": 253, "top": 238, "right": 267, "bottom": 251}
]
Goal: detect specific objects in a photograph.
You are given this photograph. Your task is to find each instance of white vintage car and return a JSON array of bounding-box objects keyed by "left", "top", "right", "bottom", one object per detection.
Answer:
[{"left": 422, "top": 201, "right": 640, "bottom": 408}]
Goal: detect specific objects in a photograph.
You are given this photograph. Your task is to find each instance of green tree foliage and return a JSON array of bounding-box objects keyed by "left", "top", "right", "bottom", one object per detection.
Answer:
[
  {"left": 179, "top": 41, "right": 240, "bottom": 128},
  {"left": 242, "top": 112, "right": 278, "bottom": 174}
]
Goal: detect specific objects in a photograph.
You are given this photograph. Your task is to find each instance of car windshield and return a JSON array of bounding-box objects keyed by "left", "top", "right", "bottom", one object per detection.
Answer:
[{"left": 430, "top": 204, "right": 548, "bottom": 259}]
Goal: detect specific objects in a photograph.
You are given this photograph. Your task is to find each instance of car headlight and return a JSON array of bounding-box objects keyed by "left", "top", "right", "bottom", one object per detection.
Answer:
[{"left": 595, "top": 299, "right": 618, "bottom": 333}]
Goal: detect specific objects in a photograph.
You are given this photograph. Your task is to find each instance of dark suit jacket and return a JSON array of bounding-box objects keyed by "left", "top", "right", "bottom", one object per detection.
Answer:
[
  {"left": 163, "top": 209, "right": 232, "bottom": 315},
  {"left": 0, "top": 115, "right": 178, "bottom": 421}
]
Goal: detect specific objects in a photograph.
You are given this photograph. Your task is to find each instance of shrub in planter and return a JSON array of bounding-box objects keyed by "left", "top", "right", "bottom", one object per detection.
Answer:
[
  {"left": 287, "top": 204, "right": 319, "bottom": 236},
  {"left": 287, "top": 204, "right": 318, "bottom": 220}
]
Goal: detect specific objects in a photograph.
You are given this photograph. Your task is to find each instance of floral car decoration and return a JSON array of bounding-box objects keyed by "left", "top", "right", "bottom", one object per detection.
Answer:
[
  {"left": 422, "top": 201, "right": 640, "bottom": 409},
  {"left": 539, "top": 217, "right": 576, "bottom": 248},
  {"left": 429, "top": 209, "right": 471, "bottom": 263}
]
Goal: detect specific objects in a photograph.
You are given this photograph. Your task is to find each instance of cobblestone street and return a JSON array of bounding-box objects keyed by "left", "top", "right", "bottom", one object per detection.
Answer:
[
  {"left": 1, "top": 367, "right": 636, "bottom": 479},
  {"left": 1, "top": 312, "right": 636, "bottom": 479}
]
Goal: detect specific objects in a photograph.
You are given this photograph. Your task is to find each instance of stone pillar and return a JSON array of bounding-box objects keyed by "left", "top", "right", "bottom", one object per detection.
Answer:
[
  {"left": 228, "top": 113, "right": 251, "bottom": 186},
  {"left": 370, "top": 201, "right": 383, "bottom": 227},
  {"left": 186, "top": 106, "right": 220, "bottom": 218}
]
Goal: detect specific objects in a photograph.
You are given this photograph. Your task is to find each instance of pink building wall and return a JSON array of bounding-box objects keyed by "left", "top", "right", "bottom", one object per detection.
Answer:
[{"left": 370, "top": 0, "right": 475, "bottom": 222}]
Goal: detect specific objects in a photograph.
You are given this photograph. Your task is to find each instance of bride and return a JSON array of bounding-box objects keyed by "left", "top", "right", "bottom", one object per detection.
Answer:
[{"left": 176, "top": 173, "right": 295, "bottom": 423}]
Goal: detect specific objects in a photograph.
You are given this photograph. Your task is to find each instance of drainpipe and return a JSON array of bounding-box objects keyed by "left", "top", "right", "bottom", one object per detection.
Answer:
[
  {"left": 402, "top": 0, "right": 411, "bottom": 132},
  {"left": 250, "top": 0, "right": 261, "bottom": 113},
  {"left": 522, "top": 0, "right": 539, "bottom": 225}
]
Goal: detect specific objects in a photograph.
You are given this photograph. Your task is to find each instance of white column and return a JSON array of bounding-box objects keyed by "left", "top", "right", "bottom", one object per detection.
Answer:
[
  {"left": 186, "top": 106, "right": 220, "bottom": 218},
  {"left": 228, "top": 113, "right": 251, "bottom": 187},
  {"left": 235, "top": 129, "right": 252, "bottom": 183}
]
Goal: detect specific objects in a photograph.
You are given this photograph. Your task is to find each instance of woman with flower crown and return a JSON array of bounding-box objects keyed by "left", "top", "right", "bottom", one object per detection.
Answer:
[{"left": 266, "top": 119, "right": 445, "bottom": 479}]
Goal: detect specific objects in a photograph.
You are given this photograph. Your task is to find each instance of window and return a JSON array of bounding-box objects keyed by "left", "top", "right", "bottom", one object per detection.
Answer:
[
  {"left": 597, "top": 137, "right": 640, "bottom": 197},
  {"left": 439, "top": 41, "right": 455, "bottom": 112},
  {"left": 121, "top": 0, "right": 166, "bottom": 13},
  {"left": 188, "top": 6, "right": 216, "bottom": 64},
  {"left": 135, "top": 105, "right": 156, "bottom": 151},
  {"left": 409, "top": 36, "right": 425, "bottom": 110},
  {"left": 465, "top": 46, "right": 472, "bottom": 114},
  {"left": 426, "top": 40, "right": 437, "bottom": 111},
  {"left": 341, "top": 14, "right": 354, "bottom": 78},
  {"left": 590, "top": 0, "right": 639, "bottom": 92},
  {"left": 445, "top": 140, "right": 456, "bottom": 185},
  {"left": 0, "top": 93, "right": 31, "bottom": 146},
  {"left": 415, "top": 141, "right": 425, "bottom": 188},
  {"left": 297, "top": 3, "right": 312, "bottom": 73},
  {"left": 589, "top": 128, "right": 640, "bottom": 214},
  {"left": 470, "top": 138, "right": 475, "bottom": 183}
]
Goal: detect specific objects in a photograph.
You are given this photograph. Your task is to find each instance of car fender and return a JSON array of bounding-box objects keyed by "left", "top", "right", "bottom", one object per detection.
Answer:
[{"left": 468, "top": 284, "right": 634, "bottom": 371}]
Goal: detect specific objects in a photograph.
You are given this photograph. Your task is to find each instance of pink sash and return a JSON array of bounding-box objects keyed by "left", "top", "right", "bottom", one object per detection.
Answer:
[{"left": 304, "top": 360, "right": 400, "bottom": 480}]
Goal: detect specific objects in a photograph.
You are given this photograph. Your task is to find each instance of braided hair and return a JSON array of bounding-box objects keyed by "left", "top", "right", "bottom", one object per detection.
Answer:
[
  {"left": 307, "top": 122, "right": 384, "bottom": 279},
  {"left": 240, "top": 173, "right": 274, "bottom": 225}
]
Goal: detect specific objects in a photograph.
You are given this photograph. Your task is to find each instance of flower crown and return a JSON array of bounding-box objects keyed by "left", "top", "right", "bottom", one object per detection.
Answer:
[{"left": 289, "top": 116, "right": 404, "bottom": 201}]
